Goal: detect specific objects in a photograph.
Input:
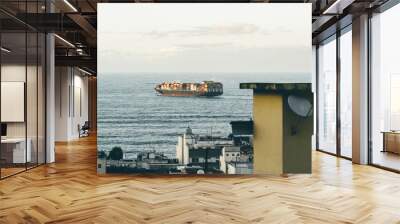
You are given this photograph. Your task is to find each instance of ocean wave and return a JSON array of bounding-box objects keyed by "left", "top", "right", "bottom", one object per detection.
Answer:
[
  {"left": 97, "top": 139, "right": 177, "bottom": 146},
  {"left": 98, "top": 114, "right": 250, "bottom": 120}
]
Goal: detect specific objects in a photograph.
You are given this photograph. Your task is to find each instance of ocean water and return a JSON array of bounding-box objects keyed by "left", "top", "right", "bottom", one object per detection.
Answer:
[{"left": 97, "top": 73, "right": 309, "bottom": 158}]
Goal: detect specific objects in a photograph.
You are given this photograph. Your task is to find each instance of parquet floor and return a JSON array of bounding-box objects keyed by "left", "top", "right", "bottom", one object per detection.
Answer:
[
  {"left": 0, "top": 167, "right": 26, "bottom": 178},
  {"left": 1, "top": 135, "right": 400, "bottom": 224}
]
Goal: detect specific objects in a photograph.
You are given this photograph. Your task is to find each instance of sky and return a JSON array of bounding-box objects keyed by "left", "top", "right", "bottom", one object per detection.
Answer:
[{"left": 98, "top": 3, "right": 311, "bottom": 75}]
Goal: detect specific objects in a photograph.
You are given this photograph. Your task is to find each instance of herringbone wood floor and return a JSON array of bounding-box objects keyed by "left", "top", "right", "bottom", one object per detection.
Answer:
[{"left": 1, "top": 135, "right": 400, "bottom": 224}]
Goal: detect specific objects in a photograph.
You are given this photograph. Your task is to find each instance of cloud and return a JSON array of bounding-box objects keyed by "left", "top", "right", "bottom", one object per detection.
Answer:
[
  {"left": 144, "top": 23, "right": 260, "bottom": 38},
  {"left": 275, "top": 26, "right": 292, "bottom": 33},
  {"left": 175, "top": 42, "right": 233, "bottom": 50}
]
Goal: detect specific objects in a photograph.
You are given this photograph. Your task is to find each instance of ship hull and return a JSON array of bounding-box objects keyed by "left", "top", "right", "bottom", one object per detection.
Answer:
[{"left": 155, "top": 89, "right": 222, "bottom": 97}]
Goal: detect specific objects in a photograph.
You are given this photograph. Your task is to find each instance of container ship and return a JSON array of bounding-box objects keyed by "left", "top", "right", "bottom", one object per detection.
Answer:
[{"left": 155, "top": 81, "right": 223, "bottom": 97}]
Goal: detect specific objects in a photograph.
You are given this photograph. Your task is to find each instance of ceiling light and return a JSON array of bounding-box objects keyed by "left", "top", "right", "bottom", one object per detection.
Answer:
[
  {"left": 323, "top": 0, "right": 355, "bottom": 15},
  {"left": 63, "top": 0, "right": 78, "bottom": 12},
  {"left": 54, "top": 34, "right": 75, "bottom": 48},
  {"left": 76, "top": 48, "right": 85, "bottom": 55},
  {"left": 78, "top": 67, "right": 93, "bottom": 76},
  {"left": 1, "top": 47, "right": 11, "bottom": 53}
]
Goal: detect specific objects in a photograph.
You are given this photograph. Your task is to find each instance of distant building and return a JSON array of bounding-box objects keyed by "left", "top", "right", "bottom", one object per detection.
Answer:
[
  {"left": 219, "top": 146, "right": 253, "bottom": 174},
  {"left": 240, "top": 82, "right": 313, "bottom": 174},
  {"left": 230, "top": 120, "right": 253, "bottom": 136},
  {"left": 106, "top": 151, "right": 178, "bottom": 173},
  {"left": 135, "top": 151, "right": 178, "bottom": 170},
  {"left": 97, "top": 158, "right": 106, "bottom": 174},
  {"left": 176, "top": 127, "right": 233, "bottom": 173},
  {"left": 219, "top": 146, "right": 240, "bottom": 173},
  {"left": 176, "top": 165, "right": 205, "bottom": 174},
  {"left": 229, "top": 120, "right": 253, "bottom": 155},
  {"left": 226, "top": 162, "right": 253, "bottom": 174}
]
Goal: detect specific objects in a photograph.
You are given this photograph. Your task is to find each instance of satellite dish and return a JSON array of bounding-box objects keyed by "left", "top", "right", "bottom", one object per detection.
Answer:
[
  {"left": 197, "top": 169, "right": 205, "bottom": 175},
  {"left": 288, "top": 95, "right": 312, "bottom": 117}
]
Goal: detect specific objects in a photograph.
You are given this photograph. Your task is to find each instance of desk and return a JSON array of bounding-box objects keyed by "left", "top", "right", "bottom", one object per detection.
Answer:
[
  {"left": 1, "top": 138, "right": 31, "bottom": 164},
  {"left": 382, "top": 131, "right": 400, "bottom": 154}
]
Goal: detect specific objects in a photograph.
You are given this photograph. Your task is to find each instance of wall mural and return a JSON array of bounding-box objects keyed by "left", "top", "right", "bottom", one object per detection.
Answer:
[{"left": 97, "top": 3, "right": 312, "bottom": 175}]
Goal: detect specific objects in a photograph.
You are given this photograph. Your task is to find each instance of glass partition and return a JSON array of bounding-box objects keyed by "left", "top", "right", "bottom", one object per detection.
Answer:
[
  {"left": 312, "top": 45, "right": 317, "bottom": 150},
  {"left": 0, "top": 2, "right": 46, "bottom": 179},
  {"left": 317, "top": 36, "right": 337, "bottom": 154},
  {"left": 0, "top": 31, "right": 28, "bottom": 177},
  {"left": 339, "top": 28, "right": 352, "bottom": 158},
  {"left": 371, "top": 4, "right": 400, "bottom": 171}
]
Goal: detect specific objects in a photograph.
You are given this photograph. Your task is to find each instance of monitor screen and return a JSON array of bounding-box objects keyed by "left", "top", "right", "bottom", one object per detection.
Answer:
[{"left": 1, "top": 123, "right": 7, "bottom": 137}]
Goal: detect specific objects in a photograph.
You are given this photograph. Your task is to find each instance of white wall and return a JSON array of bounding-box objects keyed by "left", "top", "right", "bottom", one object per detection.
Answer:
[
  {"left": 55, "top": 66, "right": 69, "bottom": 141},
  {"left": 55, "top": 67, "right": 89, "bottom": 141},
  {"left": 73, "top": 73, "right": 89, "bottom": 137}
]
